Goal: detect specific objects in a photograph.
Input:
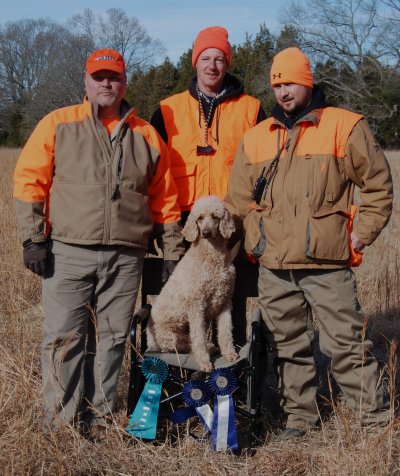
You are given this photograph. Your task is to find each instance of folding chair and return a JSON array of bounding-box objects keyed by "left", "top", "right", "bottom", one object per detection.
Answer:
[{"left": 126, "top": 256, "right": 266, "bottom": 450}]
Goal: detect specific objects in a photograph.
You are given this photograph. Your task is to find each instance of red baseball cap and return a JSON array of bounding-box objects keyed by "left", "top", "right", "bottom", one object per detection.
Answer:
[{"left": 86, "top": 48, "right": 126, "bottom": 74}]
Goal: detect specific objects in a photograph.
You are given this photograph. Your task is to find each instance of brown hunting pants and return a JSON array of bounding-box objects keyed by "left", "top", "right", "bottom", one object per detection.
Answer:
[
  {"left": 41, "top": 240, "right": 145, "bottom": 428},
  {"left": 258, "top": 266, "right": 389, "bottom": 429}
]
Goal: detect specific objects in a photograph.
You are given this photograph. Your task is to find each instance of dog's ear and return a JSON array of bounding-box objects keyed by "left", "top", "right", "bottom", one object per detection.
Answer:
[
  {"left": 219, "top": 208, "right": 236, "bottom": 239},
  {"left": 182, "top": 213, "right": 199, "bottom": 242}
]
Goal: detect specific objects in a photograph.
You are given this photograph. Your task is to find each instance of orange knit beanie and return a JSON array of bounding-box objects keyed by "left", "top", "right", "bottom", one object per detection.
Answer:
[
  {"left": 192, "top": 26, "right": 231, "bottom": 67},
  {"left": 270, "top": 47, "right": 313, "bottom": 88}
]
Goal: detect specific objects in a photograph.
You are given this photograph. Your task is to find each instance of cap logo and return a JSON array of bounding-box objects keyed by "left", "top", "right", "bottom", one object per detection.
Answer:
[
  {"left": 273, "top": 73, "right": 282, "bottom": 79},
  {"left": 95, "top": 55, "right": 116, "bottom": 61}
]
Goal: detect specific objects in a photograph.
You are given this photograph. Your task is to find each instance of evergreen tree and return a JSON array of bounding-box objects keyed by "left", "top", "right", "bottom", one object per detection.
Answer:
[
  {"left": 174, "top": 50, "right": 194, "bottom": 94},
  {"left": 275, "top": 25, "right": 300, "bottom": 52},
  {"left": 127, "top": 58, "right": 179, "bottom": 121},
  {"left": 230, "top": 24, "right": 275, "bottom": 114},
  {"left": 126, "top": 67, "right": 156, "bottom": 120}
]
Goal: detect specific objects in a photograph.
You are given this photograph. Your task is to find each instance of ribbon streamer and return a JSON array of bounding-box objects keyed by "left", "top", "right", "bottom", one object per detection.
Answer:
[
  {"left": 169, "top": 379, "right": 213, "bottom": 431},
  {"left": 126, "top": 357, "right": 168, "bottom": 439},
  {"left": 182, "top": 380, "right": 213, "bottom": 432},
  {"left": 207, "top": 368, "right": 238, "bottom": 451}
]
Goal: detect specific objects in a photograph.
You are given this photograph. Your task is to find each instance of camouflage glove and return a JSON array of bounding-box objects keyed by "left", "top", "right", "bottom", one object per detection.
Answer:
[{"left": 23, "top": 240, "right": 49, "bottom": 276}]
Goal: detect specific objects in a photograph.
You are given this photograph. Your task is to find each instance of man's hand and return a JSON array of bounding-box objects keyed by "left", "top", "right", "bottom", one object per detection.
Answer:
[
  {"left": 350, "top": 232, "right": 365, "bottom": 252},
  {"left": 161, "top": 260, "right": 178, "bottom": 285},
  {"left": 23, "top": 240, "right": 49, "bottom": 276}
]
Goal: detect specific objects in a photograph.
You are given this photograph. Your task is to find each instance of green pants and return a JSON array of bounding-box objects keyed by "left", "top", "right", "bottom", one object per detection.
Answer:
[
  {"left": 41, "top": 240, "right": 145, "bottom": 427},
  {"left": 258, "top": 266, "right": 389, "bottom": 429}
]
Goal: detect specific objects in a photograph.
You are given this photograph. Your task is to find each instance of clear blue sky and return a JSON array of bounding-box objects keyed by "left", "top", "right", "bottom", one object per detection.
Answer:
[{"left": 2, "top": 0, "right": 290, "bottom": 63}]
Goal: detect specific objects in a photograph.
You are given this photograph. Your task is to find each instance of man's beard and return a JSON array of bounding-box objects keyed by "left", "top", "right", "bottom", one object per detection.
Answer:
[{"left": 97, "top": 93, "right": 116, "bottom": 108}]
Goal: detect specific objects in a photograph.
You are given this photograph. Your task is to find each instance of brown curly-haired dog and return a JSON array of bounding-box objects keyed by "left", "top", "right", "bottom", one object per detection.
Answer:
[{"left": 146, "top": 196, "right": 238, "bottom": 371}]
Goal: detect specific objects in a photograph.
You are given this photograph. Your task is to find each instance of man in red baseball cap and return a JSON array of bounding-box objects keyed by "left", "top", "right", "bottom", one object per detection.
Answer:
[
  {"left": 84, "top": 48, "right": 127, "bottom": 121},
  {"left": 13, "top": 48, "right": 184, "bottom": 441}
]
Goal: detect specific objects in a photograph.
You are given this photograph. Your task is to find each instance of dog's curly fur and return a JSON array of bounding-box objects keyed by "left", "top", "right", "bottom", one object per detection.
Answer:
[{"left": 146, "top": 196, "right": 238, "bottom": 371}]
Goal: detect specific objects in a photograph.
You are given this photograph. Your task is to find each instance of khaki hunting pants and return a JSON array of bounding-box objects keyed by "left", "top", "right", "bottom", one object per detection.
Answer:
[
  {"left": 258, "top": 266, "right": 389, "bottom": 429},
  {"left": 41, "top": 240, "right": 145, "bottom": 428}
]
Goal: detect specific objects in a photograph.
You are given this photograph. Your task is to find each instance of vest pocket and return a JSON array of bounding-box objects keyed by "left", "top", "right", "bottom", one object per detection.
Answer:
[
  {"left": 50, "top": 182, "right": 105, "bottom": 240},
  {"left": 111, "top": 188, "right": 152, "bottom": 245},
  {"left": 243, "top": 210, "right": 266, "bottom": 258},
  {"left": 305, "top": 207, "right": 350, "bottom": 262}
]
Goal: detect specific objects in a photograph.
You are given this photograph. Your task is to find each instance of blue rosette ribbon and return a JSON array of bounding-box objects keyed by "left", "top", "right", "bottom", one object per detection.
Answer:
[
  {"left": 126, "top": 357, "right": 168, "bottom": 439},
  {"left": 207, "top": 368, "right": 238, "bottom": 451},
  {"left": 182, "top": 380, "right": 213, "bottom": 432},
  {"left": 169, "top": 380, "right": 213, "bottom": 431}
]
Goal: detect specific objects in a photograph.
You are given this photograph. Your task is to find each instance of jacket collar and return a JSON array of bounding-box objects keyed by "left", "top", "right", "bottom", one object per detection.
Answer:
[
  {"left": 188, "top": 72, "right": 245, "bottom": 102},
  {"left": 84, "top": 97, "right": 135, "bottom": 123}
]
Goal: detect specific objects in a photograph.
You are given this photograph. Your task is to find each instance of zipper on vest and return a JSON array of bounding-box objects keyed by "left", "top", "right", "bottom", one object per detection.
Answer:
[
  {"left": 111, "top": 141, "right": 123, "bottom": 200},
  {"left": 104, "top": 161, "right": 112, "bottom": 244},
  {"left": 92, "top": 117, "right": 113, "bottom": 244},
  {"left": 284, "top": 128, "right": 301, "bottom": 264},
  {"left": 277, "top": 128, "right": 291, "bottom": 265}
]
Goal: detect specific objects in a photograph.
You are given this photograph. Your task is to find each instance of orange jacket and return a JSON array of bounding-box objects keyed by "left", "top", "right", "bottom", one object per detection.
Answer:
[
  {"left": 160, "top": 91, "right": 261, "bottom": 211},
  {"left": 226, "top": 107, "right": 393, "bottom": 269},
  {"left": 13, "top": 99, "right": 184, "bottom": 259}
]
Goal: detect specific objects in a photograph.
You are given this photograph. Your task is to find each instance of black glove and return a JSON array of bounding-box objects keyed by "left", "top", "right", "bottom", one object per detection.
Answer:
[
  {"left": 161, "top": 260, "right": 178, "bottom": 286},
  {"left": 23, "top": 240, "right": 49, "bottom": 276}
]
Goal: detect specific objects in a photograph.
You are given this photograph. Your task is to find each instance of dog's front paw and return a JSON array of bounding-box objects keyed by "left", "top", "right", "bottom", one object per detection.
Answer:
[
  {"left": 200, "top": 363, "right": 213, "bottom": 372},
  {"left": 224, "top": 352, "right": 238, "bottom": 362}
]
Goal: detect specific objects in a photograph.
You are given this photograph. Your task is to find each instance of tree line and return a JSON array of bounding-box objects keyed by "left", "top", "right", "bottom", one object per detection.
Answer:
[{"left": 0, "top": 0, "right": 399, "bottom": 148}]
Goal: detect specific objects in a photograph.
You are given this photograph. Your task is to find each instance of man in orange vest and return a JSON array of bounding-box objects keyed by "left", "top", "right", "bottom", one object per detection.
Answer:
[
  {"left": 13, "top": 49, "right": 184, "bottom": 440},
  {"left": 151, "top": 26, "right": 266, "bottom": 217},
  {"left": 152, "top": 25, "right": 266, "bottom": 215},
  {"left": 225, "top": 47, "right": 393, "bottom": 439},
  {"left": 151, "top": 27, "right": 266, "bottom": 340}
]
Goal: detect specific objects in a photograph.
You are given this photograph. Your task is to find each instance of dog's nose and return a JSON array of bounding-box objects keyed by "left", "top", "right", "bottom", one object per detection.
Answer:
[{"left": 202, "top": 230, "right": 212, "bottom": 238}]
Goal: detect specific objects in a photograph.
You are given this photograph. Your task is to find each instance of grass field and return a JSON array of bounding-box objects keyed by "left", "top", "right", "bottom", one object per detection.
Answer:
[{"left": 1, "top": 148, "right": 399, "bottom": 475}]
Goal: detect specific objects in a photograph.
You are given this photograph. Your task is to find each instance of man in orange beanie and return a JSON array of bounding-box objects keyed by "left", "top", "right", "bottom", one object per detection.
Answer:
[
  {"left": 151, "top": 25, "right": 265, "bottom": 226},
  {"left": 13, "top": 48, "right": 184, "bottom": 440},
  {"left": 225, "top": 47, "right": 393, "bottom": 439},
  {"left": 150, "top": 27, "right": 266, "bottom": 344}
]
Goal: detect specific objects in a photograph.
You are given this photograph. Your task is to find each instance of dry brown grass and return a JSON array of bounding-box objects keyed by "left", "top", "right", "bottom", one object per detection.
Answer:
[{"left": 1, "top": 148, "right": 399, "bottom": 475}]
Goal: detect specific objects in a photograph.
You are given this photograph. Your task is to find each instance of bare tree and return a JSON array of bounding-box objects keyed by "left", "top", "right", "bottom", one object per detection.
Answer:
[
  {"left": 284, "top": 0, "right": 397, "bottom": 64},
  {"left": 280, "top": 0, "right": 399, "bottom": 130},
  {"left": 0, "top": 9, "right": 166, "bottom": 144},
  {"left": 0, "top": 18, "right": 90, "bottom": 142},
  {"left": 68, "top": 8, "right": 166, "bottom": 74},
  {"left": 380, "top": 0, "right": 400, "bottom": 10},
  {"left": 377, "top": 0, "right": 400, "bottom": 68}
]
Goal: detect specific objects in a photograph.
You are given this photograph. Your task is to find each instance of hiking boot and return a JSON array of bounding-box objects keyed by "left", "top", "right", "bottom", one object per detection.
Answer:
[
  {"left": 274, "top": 427, "right": 306, "bottom": 441},
  {"left": 89, "top": 424, "right": 108, "bottom": 442}
]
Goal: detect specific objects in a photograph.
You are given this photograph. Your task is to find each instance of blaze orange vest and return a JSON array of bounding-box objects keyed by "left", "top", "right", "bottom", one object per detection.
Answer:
[
  {"left": 161, "top": 91, "right": 260, "bottom": 210},
  {"left": 245, "top": 107, "right": 363, "bottom": 165}
]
